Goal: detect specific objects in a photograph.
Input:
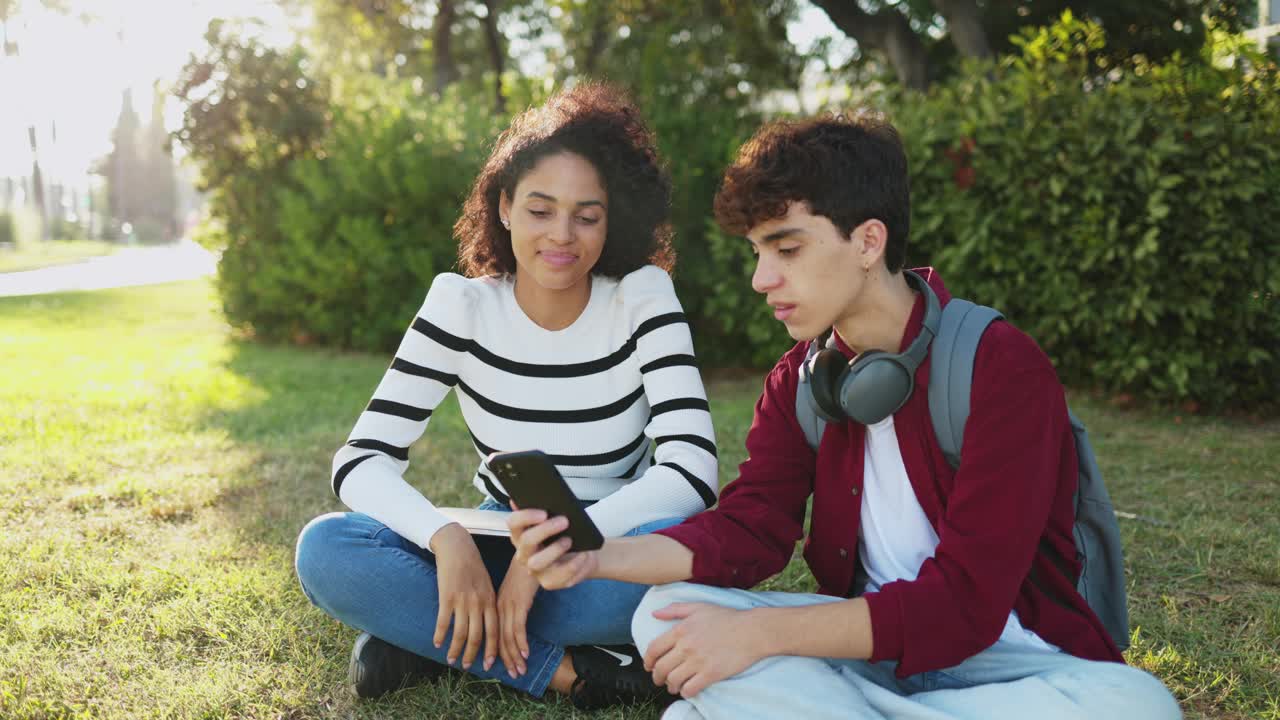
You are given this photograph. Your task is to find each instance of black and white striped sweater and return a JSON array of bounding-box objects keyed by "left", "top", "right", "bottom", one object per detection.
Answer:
[{"left": 331, "top": 265, "right": 719, "bottom": 549}]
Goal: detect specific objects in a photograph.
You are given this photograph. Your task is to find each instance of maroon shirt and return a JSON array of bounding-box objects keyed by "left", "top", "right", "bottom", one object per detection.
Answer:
[{"left": 657, "top": 268, "right": 1123, "bottom": 677}]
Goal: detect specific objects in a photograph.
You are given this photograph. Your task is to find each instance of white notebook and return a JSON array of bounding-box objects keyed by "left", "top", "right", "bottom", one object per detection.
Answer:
[{"left": 437, "top": 507, "right": 512, "bottom": 537}]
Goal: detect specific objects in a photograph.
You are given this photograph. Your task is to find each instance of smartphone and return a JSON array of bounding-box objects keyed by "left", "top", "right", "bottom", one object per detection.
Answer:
[{"left": 488, "top": 450, "right": 605, "bottom": 552}]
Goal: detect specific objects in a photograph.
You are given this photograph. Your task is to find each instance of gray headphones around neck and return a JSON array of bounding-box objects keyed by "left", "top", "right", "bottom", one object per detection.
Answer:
[{"left": 800, "top": 270, "right": 941, "bottom": 426}]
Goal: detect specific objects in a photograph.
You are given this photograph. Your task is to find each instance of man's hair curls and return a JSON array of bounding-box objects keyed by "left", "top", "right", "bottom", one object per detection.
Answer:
[{"left": 714, "top": 112, "right": 910, "bottom": 273}]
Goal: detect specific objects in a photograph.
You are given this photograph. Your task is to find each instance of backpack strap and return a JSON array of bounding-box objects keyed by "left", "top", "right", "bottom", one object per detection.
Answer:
[
  {"left": 796, "top": 338, "right": 827, "bottom": 452},
  {"left": 928, "top": 299, "right": 1004, "bottom": 469}
]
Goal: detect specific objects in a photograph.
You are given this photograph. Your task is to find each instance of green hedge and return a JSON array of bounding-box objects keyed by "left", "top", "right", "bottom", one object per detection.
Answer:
[
  {"left": 893, "top": 17, "right": 1280, "bottom": 411},
  {"left": 695, "top": 18, "right": 1280, "bottom": 410},
  {"left": 642, "top": 95, "right": 762, "bottom": 368},
  {"left": 255, "top": 87, "right": 503, "bottom": 347},
  {"left": 203, "top": 80, "right": 757, "bottom": 353},
  {"left": 186, "top": 17, "right": 1279, "bottom": 411}
]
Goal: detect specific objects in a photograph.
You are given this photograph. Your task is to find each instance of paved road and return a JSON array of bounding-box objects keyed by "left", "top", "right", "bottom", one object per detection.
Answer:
[{"left": 0, "top": 240, "right": 217, "bottom": 298}]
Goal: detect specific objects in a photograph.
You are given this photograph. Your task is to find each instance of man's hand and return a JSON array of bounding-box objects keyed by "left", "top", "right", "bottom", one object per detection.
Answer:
[
  {"left": 643, "top": 603, "right": 768, "bottom": 698},
  {"left": 430, "top": 523, "right": 499, "bottom": 671},
  {"left": 496, "top": 562, "right": 541, "bottom": 678},
  {"left": 507, "top": 508, "right": 599, "bottom": 590}
]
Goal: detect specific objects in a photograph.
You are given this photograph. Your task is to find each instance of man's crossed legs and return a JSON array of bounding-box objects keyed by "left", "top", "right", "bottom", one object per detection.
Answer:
[{"left": 633, "top": 582, "right": 1181, "bottom": 720}]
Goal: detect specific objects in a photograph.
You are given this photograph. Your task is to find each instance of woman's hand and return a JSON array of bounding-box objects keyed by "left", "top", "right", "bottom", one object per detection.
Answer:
[
  {"left": 429, "top": 523, "right": 499, "bottom": 671},
  {"left": 496, "top": 563, "right": 542, "bottom": 678},
  {"left": 507, "top": 508, "right": 599, "bottom": 590}
]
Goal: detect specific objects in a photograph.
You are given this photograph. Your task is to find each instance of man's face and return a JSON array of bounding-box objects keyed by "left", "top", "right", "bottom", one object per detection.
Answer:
[{"left": 747, "top": 203, "right": 869, "bottom": 341}]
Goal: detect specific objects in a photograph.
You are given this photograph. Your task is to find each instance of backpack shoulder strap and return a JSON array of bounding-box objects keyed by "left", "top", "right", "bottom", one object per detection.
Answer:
[
  {"left": 796, "top": 338, "right": 827, "bottom": 452},
  {"left": 928, "top": 299, "right": 1004, "bottom": 468}
]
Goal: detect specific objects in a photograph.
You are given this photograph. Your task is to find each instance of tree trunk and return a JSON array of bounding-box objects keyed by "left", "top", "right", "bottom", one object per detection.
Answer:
[
  {"left": 579, "top": 4, "right": 611, "bottom": 78},
  {"left": 933, "top": 0, "right": 992, "bottom": 59},
  {"left": 433, "top": 0, "right": 459, "bottom": 95},
  {"left": 480, "top": 0, "right": 505, "bottom": 114},
  {"left": 810, "top": 0, "right": 929, "bottom": 90}
]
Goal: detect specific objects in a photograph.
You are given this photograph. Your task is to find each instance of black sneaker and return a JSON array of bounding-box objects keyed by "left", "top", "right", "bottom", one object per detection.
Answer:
[
  {"left": 348, "top": 632, "right": 446, "bottom": 699},
  {"left": 567, "top": 644, "right": 675, "bottom": 710}
]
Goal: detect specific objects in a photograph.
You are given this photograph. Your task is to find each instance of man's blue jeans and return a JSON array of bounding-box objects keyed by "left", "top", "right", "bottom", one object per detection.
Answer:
[
  {"left": 294, "top": 501, "right": 680, "bottom": 698},
  {"left": 634, "top": 582, "right": 1182, "bottom": 720}
]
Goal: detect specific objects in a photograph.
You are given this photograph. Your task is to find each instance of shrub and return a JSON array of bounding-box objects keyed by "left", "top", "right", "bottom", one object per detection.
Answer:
[
  {"left": 891, "top": 14, "right": 1280, "bottom": 411},
  {"left": 262, "top": 85, "right": 504, "bottom": 348},
  {"left": 0, "top": 212, "right": 14, "bottom": 247},
  {"left": 183, "top": 16, "right": 1279, "bottom": 411},
  {"left": 640, "top": 92, "right": 769, "bottom": 367}
]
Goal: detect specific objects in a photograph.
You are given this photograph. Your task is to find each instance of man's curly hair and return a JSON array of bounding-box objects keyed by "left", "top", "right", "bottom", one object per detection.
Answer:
[
  {"left": 713, "top": 112, "right": 910, "bottom": 273},
  {"left": 454, "top": 83, "right": 674, "bottom": 278}
]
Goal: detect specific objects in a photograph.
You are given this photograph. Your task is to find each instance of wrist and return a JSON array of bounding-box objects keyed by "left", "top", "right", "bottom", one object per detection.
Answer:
[
  {"left": 591, "top": 539, "right": 622, "bottom": 581},
  {"left": 427, "top": 522, "right": 472, "bottom": 554},
  {"left": 741, "top": 607, "right": 777, "bottom": 659},
  {"left": 510, "top": 560, "right": 536, "bottom": 580}
]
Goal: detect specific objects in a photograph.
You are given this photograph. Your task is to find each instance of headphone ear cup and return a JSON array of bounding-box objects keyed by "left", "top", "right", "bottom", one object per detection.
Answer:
[
  {"left": 839, "top": 353, "right": 914, "bottom": 425},
  {"left": 808, "top": 348, "right": 850, "bottom": 422}
]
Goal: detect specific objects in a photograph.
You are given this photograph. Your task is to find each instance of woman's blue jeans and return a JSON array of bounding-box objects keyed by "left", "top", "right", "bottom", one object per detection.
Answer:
[{"left": 294, "top": 500, "right": 680, "bottom": 697}]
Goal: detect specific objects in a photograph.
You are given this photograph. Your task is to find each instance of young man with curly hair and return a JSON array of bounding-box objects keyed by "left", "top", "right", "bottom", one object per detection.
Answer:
[{"left": 508, "top": 114, "right": 1182, "bottom": 719}]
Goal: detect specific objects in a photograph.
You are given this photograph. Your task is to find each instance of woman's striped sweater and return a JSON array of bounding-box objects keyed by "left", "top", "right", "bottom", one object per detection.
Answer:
[{"left": 331, "top": 265, "right": 719, "bottom": 549}]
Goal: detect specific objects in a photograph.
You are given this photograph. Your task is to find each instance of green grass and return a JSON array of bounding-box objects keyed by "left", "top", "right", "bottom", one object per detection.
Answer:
[
  {"left": 0, "top": 239, "right": 119, "bottom": 273},
  {"left": 1, "top": 279, "right": 1276, "bottom": 719}
]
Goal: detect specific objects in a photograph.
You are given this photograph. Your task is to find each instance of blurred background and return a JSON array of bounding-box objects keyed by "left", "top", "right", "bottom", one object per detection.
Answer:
[{"left": 2, "top": 0, "right": 1278, "bottom": 405}]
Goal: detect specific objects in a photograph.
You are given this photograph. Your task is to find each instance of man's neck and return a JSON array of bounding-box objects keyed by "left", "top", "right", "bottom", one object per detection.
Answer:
[{"left": 831, "top": 270, "right": 918, "bottom": 356}]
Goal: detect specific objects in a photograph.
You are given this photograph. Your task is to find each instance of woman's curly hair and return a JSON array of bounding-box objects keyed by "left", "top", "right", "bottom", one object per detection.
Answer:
[
  {"left": 713, "top": 112, "right": 910, "bottom": 273},
  {"left": 454, "top": 83, "right": 674, "bottom": 278}
]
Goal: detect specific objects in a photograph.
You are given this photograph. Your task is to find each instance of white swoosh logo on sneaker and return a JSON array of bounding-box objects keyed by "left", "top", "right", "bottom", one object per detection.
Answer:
[{"left": 594, "top": 646, "right": 634, "bottom": 667}]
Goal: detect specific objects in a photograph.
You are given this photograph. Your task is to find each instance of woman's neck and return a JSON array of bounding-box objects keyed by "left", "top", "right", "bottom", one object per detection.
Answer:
[{"left": 512, "top": 274, "right": 593, "bottom": 331}]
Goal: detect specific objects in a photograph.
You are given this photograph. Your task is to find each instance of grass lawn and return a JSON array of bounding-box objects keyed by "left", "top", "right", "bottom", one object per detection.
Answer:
[
  {"left": 1, "top": 279, "right": 1276, "bottom": 719},
  {"left": 0, "top": 240, "right": 120, "bottom": 274}
]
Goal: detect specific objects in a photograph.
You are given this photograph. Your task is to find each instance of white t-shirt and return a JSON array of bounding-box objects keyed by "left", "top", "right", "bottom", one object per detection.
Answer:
[{"left": 858, "top": 415, "right": 1059, "bottom": 653}]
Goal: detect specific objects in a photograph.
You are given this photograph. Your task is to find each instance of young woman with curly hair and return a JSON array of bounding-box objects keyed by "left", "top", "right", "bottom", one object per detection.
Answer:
[{"left": 294, "top": 84, "right": 717, "bottom": 710}]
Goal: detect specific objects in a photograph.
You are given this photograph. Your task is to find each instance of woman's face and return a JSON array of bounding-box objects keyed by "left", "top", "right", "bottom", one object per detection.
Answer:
[{"left": 499, "top": 151, "right": 608, "bottom": 296}]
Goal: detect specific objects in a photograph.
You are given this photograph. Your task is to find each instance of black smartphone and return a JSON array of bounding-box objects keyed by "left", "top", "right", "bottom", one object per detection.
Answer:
[{"left": 488, "top": 450, "right": 605, "bottom": 552}]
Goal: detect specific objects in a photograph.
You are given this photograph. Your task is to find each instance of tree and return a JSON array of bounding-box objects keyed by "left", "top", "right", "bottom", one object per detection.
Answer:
[
  {"left": 102, "top": 88, "right": 142, "bottom": 237},
  {"left": 536, "top": 0, "right": 806, "bottom": 103},
  {"left": 141, "top": 86, "right": 177, "bottom": 240},
  {"left": 433, "top": 0, "right": 460, "bottom": 92},
  {"left": 810, "top": 0, "right": 1227, "bottom": 90},
  {"left": 97, "top": 85, "right": 178, "bottom": 242},
  {"left": 295, "top": 0, "right": 520, "bottom": 113},
  {"left": 479, "top": 0, "right": 505, "bottom": 112}
]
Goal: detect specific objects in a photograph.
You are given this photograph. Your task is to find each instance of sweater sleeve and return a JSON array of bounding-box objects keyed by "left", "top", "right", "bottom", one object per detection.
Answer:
[
  {"left": 585, "top": 266, "right": 719, "bottom": 538},
  {"left": 654, "top": 344, "right": 816, "bottom": 587},
  {"left": 330, "top": 273, "right": 473, "bottom": 549},
  {"left": 863, "top": 322, "right": 1074, "bottom": 674}
]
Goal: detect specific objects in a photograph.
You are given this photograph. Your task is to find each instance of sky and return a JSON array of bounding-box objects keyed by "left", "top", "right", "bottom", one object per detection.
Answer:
[
  {"left": 0, "top": 0, "right": 292, "bottom": 183},
  {"left": 0, "top": 1, "right": 848, "bottom": 188}
]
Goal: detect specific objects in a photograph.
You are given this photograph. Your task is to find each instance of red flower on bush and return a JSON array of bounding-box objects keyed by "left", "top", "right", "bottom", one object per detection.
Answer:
[{"left": 946, "top": 136, "right": 977, "bottom": 190}]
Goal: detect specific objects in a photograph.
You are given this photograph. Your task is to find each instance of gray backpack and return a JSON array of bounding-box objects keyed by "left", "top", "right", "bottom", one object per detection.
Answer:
[{"left": 795, "top": 299, "right": 1130, "bottom": 651}]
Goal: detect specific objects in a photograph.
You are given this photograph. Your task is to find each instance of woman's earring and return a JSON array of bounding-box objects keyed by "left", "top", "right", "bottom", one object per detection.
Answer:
[{"left": 501, "top": 217, "right": 510, "bottom": 230}]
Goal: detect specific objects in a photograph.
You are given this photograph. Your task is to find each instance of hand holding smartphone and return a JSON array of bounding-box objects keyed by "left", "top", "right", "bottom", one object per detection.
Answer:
[{"left": 488, "top": 450, "right": 604, "bottom": 552}]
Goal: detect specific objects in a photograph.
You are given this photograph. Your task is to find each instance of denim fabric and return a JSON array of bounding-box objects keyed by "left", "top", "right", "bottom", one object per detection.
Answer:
[
  {"left": 634, "top": 582, "right": 1182, "bottom": 720},
  {"left": 295, "top": 501, "right": 681, "bottom": 698}
]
